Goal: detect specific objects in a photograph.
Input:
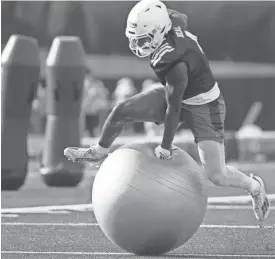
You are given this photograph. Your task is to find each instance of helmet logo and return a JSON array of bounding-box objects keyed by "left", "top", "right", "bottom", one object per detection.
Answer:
[
  {"left": 129, "top": 22, "right": 137, "bottom": 28},
  {"left": 151, "top": 28, "right": 157, "bottom": 35},
  {"left": 152, "top": 25, "right": 161, "bottom": 35}
]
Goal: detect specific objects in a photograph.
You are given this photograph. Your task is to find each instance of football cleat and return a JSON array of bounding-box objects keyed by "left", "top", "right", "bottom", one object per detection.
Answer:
[
  {"left": 64, "top": 145, "right": 108, "bottom": 165},
  {"left": 250, "top": 174, "right": 270, "bottom": 222}
]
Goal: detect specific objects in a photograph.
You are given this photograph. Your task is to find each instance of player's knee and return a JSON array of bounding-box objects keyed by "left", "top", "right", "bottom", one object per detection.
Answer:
[{"left": 207, "top": 169, "right": 228, "bottom": 187}]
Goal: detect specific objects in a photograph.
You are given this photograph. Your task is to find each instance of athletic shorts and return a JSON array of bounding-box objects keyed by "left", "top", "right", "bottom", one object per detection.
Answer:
[
  {"left": 180, "top": 94, "right": 226, "bottom": 144},
  {"left": 147, "top": 86, "right": 226, "bottom": 144},
  {"left": 128, "top": 86, "right": 226, "bottom": 144}
]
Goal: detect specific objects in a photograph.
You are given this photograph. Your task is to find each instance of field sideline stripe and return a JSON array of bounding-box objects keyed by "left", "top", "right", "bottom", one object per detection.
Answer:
[
  {"left": 208, "top": 194, "right": 275, "bottom": 204},
  {"left": 1, "top": 214, "right": 19, "bottom": 218},
  {"left": 2, "top": 222, "right": 275, "bottom": 229},
  {"left": 1, "top": 204, "right": 93, "bottom": 213},
  {"left": 1, "top": 251, "right": 274, "bottom": 257},
  {"left": 1, "top": 194, "right": 275, "bottom": 214},
  {"left": 207, "top": 205, "right": 275, "bottom": 210},
  {"left": 2, "top": 204, "right": 274, "bottom": 215}
]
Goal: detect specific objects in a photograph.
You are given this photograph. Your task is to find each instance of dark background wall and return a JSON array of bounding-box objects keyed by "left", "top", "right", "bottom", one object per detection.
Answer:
[
  {"left": 2, "top": 1, "right": 275, "bottom": 130},
  {"left": 2, "top": 1, "right": 275, "bottom": 62}
]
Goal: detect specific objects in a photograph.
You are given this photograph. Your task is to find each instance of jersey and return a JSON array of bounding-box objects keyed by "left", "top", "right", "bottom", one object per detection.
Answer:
[{"left": 150, "top": 11, "right": 219, "bottom": 105}]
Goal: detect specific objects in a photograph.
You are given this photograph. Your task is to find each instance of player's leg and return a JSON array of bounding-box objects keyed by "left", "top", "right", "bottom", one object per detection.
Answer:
[
  {"left": 64, "top": 86, "right": 167, "bottom": 163},
  {"left": 183, "top": 94, "right": 270, "bottom": 221},
  {"left": 98, "top": 87, "right": 166, "bottom": 148},
  {"left": 198, "top": 141, "right": 270, "bottom": 222}
]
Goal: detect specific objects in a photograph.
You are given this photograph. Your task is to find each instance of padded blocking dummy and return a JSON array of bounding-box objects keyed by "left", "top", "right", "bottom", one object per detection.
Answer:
[
  {"left": 1, "top": 35, "right": 40, "bottom": 190},
  {"left": 40, "top": 36, "right": 85, "bottom": 187}
]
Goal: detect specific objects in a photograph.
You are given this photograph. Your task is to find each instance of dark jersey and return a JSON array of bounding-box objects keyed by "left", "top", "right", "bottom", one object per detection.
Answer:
[{"left": 149, "top": 11, "right": 216, "bottom": 101}]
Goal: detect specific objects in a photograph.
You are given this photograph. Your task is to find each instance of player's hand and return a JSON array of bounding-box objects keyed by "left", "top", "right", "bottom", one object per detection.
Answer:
[{"left": 154, "top": 145, "right": 173, "bottom": 160}]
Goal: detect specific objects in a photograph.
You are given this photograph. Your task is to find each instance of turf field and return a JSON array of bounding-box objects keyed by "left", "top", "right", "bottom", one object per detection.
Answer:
[{"left": 2, "top": 145, "right": 275, "bottom": 258}]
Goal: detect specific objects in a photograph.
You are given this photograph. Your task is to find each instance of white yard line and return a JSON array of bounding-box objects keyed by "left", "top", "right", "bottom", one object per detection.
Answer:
[
  {"left": 1, "top": 204, "right": 93, "bottom": 214},
  {"left": 1, "top": 214, "right": 19, "bottom": 218},
  {"left": 1, "top": 251, "right": 274, "bottom": 258},
  {"left": 2, "top": 222, "right": 274, "bottom": 229},
  {"left": 1, "top": 194, "right": 274, "bottom": 214},
  {"left": 208, "top": 194, "right": 275, "bottom": 204},
  {"left": 2, "top": 222, "right": 99, "bottom": 226},
  {"left": 1, "top": 205, "right": 274, "bottom": 216},
  {"left": 208, "top": 205, "right": 275, "bottom": 210}
]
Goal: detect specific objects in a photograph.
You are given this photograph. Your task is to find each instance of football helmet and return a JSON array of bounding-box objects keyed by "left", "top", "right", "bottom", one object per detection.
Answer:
[{"left": 125, "top": 0, "right": 171, "bottom": 58}]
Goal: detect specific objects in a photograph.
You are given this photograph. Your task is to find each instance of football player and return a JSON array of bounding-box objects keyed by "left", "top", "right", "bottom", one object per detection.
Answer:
[{"left": 64, "top": 0, "right": 270, "bottom": 222}]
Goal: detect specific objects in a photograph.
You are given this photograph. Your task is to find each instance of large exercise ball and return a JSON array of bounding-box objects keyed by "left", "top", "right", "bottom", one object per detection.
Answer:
[{"left": 92, "top": 142, "right": 207, "bottom": 255}]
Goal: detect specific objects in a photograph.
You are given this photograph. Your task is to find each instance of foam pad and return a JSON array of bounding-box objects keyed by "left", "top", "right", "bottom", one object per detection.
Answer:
[
  {"left": 1, "top": 35, "right": 40, "bottom": 190},
  {"left": 40, "top": 36, "right": 85, "bottom": 187}
]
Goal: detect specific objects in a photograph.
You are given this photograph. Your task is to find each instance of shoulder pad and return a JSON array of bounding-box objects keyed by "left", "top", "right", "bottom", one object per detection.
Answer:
[{"left": 168, "top": 9, "right": 188, "bottom": 30}]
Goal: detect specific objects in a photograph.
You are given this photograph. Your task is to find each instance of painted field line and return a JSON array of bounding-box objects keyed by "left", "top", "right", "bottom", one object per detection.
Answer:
[
  {"left": 1, "top": 194, "right": 275, "bottom": 213},
  {"left": 2, "top": 222, "right": 275, "bottom": 229},
  {"left": 201, "top": 224, "right": 275, "bottom": 229},
  {"left": 1, "top": 251, "right": 274, "bottom": 258},
  {"left": 1, "top": 204, "right": 93, "bottom": 214},
  {"left": 1, "top": 222, "right": 99, "bottom": 226},
  {"left": 1, "top": 194, "right": 274, "bottom": 214},
  {"left": 208, "top": 194, "right": 275, "bottom": 204},
  {"left": 2, "top": 204, "right": 274, "bottom": 216},
  {"left": 208, "top": 205, "right": 275, "bottom": 210},
  {"left": 1, "top": 214, "right": 19, "bottom": 218}
]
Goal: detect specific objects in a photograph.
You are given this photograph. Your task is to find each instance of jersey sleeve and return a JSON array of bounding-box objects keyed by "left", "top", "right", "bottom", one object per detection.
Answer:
[
  {"left": 150, "top": 43, "right": 176, "bottom": 75},
  {"left": 150, "top": 12, "right": 189, "bottom": 81},
  {"left": 150, "top": 42, "right": 186, "bottom": 86}
]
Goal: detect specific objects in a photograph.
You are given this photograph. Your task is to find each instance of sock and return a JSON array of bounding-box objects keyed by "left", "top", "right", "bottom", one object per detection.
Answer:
[
  {"left": 225, "top": 166, "right": 260, "bottom": 194},
  {"left": 250, "top": 178, "right": 261, "bottom": 196},
  {"left": 94, "top": 144, "right": 109, "bottom": 154}
]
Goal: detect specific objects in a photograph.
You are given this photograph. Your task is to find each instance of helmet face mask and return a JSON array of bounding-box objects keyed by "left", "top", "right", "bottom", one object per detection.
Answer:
[
  {"left": 125, "top": 0, "right": 171, "bottom": 58},
  {"left": 128, "top": 32, "right": 159, "bottom": 58}
]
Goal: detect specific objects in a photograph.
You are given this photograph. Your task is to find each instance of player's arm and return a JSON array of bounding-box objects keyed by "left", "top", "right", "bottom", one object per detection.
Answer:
[{"left": 161, "top": 62, "right": 188, "bottom": 150}]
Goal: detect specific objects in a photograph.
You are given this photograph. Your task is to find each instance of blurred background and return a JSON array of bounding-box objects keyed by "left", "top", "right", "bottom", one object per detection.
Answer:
[
  {"left": 2, "top": 0, "right": 275, "bottom": 139},
  {"left": 2, "top": 1, "right": 275, "bottom": 61},
  {"left": 2, "top": 2, "right": 275, "bottom": 252}
]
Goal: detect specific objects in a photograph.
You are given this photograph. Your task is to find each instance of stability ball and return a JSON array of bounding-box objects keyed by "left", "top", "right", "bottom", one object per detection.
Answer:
[{"left": 92, "top": 142, "right": 207, "bottom": 255}]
